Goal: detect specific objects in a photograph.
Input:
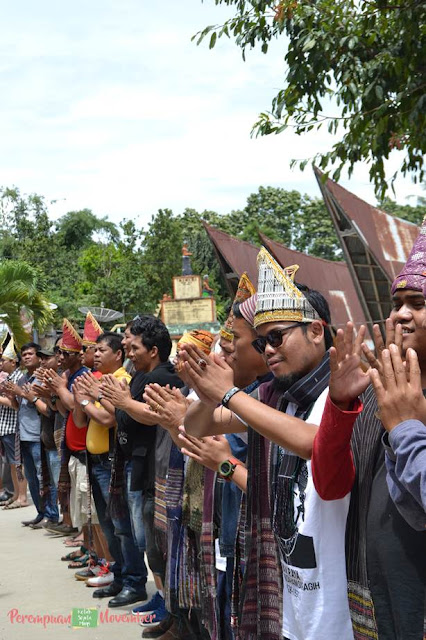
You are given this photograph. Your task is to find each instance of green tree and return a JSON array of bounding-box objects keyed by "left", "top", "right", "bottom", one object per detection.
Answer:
[
  {"left": 142, "top": 209, "right": 183, "bottom": 309},
  {"left": 378, "top": 196, "right": 426, "bottom": 226},
  {"left": 196, "top": 0, "right": 426, "bottom": 197},
  {"left": 0, "top": 260, "right": 53, "bottom": 347},
  {"left": 219, "top": 186, "right": 342, "bottom": 260}
]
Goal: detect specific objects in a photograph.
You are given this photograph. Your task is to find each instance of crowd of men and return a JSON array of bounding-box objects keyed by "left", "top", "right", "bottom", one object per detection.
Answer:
[{"left": 0, "top": 225, "right": 425, "bottom": 640}]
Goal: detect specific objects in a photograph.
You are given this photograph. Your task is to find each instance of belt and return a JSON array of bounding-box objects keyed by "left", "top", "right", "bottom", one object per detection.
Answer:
[
  {"left": 88, "top": 452, "right": 110, "bottom": 465},
  {"left": 70, "top": 450, "right": 87, "bottom": 464}
]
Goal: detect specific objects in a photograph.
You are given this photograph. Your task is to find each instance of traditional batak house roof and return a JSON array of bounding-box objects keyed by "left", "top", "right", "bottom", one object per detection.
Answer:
[
  {"left": 314, "top": 167, "right": 420, "bottom": 330},
  {"left": 203, "top": 222, "right": 368, "bottom": 334}
]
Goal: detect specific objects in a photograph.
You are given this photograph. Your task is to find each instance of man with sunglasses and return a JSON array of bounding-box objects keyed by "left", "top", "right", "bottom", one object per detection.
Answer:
[{"left": 183, "top": 248, "right": 354, "bottom": 640}]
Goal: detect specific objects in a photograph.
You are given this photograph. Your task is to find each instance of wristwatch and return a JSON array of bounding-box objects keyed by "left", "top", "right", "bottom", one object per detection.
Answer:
[
  {"left": 218, "top": 457, "right": 243, "bottom": 481},
  {"left": 97, "top": 393, "right": 104, "bottom": 403},
  {"left": 31, "top": 397, "right": 39, "bottom": 404},
  {"left": 80, "top": 399, "right": 90, "bottom": 409},
  {"left": 221, "top": 387, "right": 241, "bottom": 408}
]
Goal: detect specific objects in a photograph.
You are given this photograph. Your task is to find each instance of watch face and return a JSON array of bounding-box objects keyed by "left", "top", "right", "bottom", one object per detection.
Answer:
[
  {"left": 80, "top": 399, "right": 89, "bottom": 407},
  {"left": 219, "top": 460, "right": 233, "bottom": 477}
]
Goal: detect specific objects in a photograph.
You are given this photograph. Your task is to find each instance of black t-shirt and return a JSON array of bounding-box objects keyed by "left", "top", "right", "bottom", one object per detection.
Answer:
[
  {"left": 116, "top": 360, "right": 183, "bottom": 459},
  {"left": 366, "top": 448, "right": 426, "bottom": 640}
]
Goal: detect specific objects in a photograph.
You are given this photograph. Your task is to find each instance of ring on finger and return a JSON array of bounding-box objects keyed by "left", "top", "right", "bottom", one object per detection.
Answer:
[{"left": 197, "top": 358, "right": 207, "bottom": 370}]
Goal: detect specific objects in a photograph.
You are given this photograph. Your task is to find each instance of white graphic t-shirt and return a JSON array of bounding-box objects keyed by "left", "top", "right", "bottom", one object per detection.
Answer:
[{"left": 277, "top": 388, "right": 354, "bottom": 640}]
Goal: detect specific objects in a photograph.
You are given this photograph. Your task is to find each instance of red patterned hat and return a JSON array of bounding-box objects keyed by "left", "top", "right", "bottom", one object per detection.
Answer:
[
  {"left": 82, "top": 312, "right": 103, "bottom": 346},
  {"left": 61, "top": 318, "right": 82, "bottom": 353}
]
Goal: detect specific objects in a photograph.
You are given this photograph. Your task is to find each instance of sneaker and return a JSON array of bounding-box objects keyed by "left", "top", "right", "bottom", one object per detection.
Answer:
[
  {"left": 75, "top": 565, "right": 102, "bottom": 581},
  {"left": 139, "top": 597, "right": 167, "bottom": 627},
  {"left": 132, "top": 591, "right": 164, "bottom": 615},
  {"left": 87, "top": 565, "right": 114, "bottom": 587}
]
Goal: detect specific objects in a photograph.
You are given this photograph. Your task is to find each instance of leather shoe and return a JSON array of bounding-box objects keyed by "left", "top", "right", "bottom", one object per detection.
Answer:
[
  {"left": 148, "top": 620, "right": 188, "bottom": 640},
  {"left": 22, "top": 514, "right": 43, "bottom": 527},
  {"left": 108, "top": 587, "right": 147, "bottom": 608},
  {"left": 142, "top": 614, "right": 174, "bottom": 638},
  {"left": 30, "top": 518, "right": 58, "bottom": 530},
  {"left": 93, "top": 582, "right": 122, "bottom": 599}
]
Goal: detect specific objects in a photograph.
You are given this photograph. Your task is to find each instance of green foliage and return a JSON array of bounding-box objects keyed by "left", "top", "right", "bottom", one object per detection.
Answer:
[
  {"left": 1, "top": 184, "right": 424, "bottom": 336},
  {"left": 0, "top": 260, "right": 53, "bottom": 347},
  {"left": 216, "top": 186, "right": 342, "bottom": 261},
  {"left": 378, "top": 196, "right": 426, "bottom": 226},
  {"left": 195, "top": 0, "right": 426, "bottom": 197}
]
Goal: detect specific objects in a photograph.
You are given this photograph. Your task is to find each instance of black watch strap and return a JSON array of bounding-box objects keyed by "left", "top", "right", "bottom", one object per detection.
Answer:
[{"left": 221, "top": 387, "right": 241, "bottom": 407}]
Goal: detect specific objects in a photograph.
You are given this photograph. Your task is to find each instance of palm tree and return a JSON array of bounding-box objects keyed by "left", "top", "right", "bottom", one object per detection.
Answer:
[{"left": 0, "top": 260, "right": 53, "bottom": 347}]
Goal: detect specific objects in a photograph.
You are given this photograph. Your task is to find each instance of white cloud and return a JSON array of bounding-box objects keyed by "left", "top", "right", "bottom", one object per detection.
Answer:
[{"left": 0, "top": 0, "right": 423, "bottom": 233}]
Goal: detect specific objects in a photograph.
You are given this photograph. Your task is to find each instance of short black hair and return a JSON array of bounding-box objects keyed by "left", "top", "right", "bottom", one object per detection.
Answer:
[
  {"left": 232, "top": 301, "right": 244, "bottom": 319},
  {"left": 295, "top": 283, "right": 333, "bottom": 350},
  {"left": 131, "top": 315, "right": 172, "bottom": 362},
  {"left": 96, "top": 332, "right": 124, "bottom": 363},
  {"left": 20, "top": 342, "right": 41, "bottom": 355},
  {"left": 125, "top": 320, "right": 134, "bottom": 330}
]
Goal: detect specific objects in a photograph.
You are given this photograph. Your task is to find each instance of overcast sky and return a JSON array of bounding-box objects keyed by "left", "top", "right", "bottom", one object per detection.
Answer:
[{"left": 0, "top": 0, "right": 423, "bottom": 230}]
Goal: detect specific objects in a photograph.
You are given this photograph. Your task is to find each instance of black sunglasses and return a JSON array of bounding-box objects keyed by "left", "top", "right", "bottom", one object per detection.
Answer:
[{"left": 251, "top": 323, "right": 304, "bottom": 354}]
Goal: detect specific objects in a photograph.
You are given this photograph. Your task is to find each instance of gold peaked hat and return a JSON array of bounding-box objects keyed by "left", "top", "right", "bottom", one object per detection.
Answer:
[
  {"left": 254, "top": 247, "right": 320, "bottom": 329},
  {"left": 220, "top": 272, "right": 256, "bottom": 342}
]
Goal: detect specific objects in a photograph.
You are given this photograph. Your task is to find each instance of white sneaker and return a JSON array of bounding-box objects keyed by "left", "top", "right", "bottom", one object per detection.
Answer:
[{"left": 86, "top": 565, "right": 114, "bottom": 587}]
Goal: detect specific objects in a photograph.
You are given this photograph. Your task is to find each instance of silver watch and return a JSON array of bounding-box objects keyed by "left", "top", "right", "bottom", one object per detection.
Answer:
[{"left": 80, "top": 399, "right": 90, "bottom": 408}]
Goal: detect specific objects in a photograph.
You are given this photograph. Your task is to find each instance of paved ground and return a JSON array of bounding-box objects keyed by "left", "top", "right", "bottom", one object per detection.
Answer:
[{"left": 0, "top": 502, "right": 154, "bottom": 640}]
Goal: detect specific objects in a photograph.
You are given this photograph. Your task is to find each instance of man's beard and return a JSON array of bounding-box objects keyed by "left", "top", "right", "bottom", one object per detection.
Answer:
[{"left": 272, "top": 371, "right": 305, "bottom": 393}]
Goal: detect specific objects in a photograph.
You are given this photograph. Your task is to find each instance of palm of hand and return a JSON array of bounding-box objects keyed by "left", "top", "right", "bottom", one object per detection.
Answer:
[{"left": 330, "top": 354, "right": 369, "bottom": 406}]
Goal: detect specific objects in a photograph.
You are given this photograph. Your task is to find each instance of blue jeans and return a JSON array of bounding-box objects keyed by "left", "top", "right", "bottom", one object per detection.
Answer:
[
  {"left": 45, "top": 449, "right": 61, "bottom": 522},
  {"left": 90, "top": 458, "right": 147, "bottom": 591},
  {"left": 20, "top": 440, "right": 57, "bottom": 520},
  {"left": 125, "top": 461, "right": 146, "bottom": 554}
]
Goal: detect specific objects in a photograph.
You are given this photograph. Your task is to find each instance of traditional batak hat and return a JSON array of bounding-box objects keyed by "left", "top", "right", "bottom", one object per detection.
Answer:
[
  {"left": 61, "top": 318, "right": 83, "bottom": 353},
  {"left": 254, "top": 247, "right": 321, "bottom": 329},
  {"left": 2, "top": 335, "right": 17, "bottom": 361},
  {"left": 1, "top": 331, "right": 12, "bottom": 356},
  {"left": 391, "top": 218, "right": 426, "bottom": 295},
  {"left": 82, "top": 311, "right": 103, "bottom": 346},
  {"left": 176, "top": 329, "right": 215, "bottom": 373},
  {"left": 239, "top": 293, "right": 257, "bottom": 327},
  {"left": 177, "top": 329, "right": 215, "bottom": 355},
  {"left": 220, "top": 272, "right": 256, "bottom": 342}
]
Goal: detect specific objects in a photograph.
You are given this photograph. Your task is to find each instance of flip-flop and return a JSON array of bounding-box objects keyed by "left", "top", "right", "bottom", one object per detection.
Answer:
[
  {"left": 3, "top": 501, "right": 30, "bottom": 510},
  {"left": 68, "top": 553, "right": 90, "bottom": 569},
  {"left": 1, "top": 497, "right": 17, "bottom": 507},
  {"left": 63, "top": 537, "right": 84, "bottom": 547},
  {"left": 61, "top": 546, "right": 88, "bottom": 561}
]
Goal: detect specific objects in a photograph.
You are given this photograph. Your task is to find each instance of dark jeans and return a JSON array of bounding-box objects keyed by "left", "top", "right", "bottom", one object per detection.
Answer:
[
  {"left": 216, "top": 559, "right": 234, "bottom": 640},
  {"left": 45, "top": 448, "right": 60, "bottom": 521},
  {"left": 90, "top": 458, "right": 147, "bottom": 591},
  {"left": 21, "top": 440, "right": 57, "bottom": 520}
]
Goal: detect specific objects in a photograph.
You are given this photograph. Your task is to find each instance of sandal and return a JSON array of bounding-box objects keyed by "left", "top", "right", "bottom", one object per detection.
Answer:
[
  {"left": 68, "top": 553, "right": 90, "bottom": 569},
  {"left": 63, "top": 535, "right": 84, "bottom": 547},
  {"left": 3, "top": 500, "right": 30, "bottom": 510},
  {"left": 1, "top": 497, "right": 17, "bottom": 508},
  {"left": 61, "top": 546, "right": 88, "bottom": 562}
]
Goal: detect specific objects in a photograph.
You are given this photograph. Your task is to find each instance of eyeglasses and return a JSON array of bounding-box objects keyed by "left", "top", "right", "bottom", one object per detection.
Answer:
[
  {"left": 58, "top": 350, "right": 72, "bottom": 358},
  {"left": 251, "top": 323, "right": 304, "bottom": 354}
]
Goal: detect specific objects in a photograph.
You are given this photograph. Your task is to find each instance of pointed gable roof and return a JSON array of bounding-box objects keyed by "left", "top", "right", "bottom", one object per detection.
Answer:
[{"left": 314, "top": 167, "right": 420, "bottom": 328}]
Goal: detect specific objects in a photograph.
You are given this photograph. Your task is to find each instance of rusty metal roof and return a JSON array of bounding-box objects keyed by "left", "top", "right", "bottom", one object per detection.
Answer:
[
  {"left": 203, "top": 222, "right": 259, "bottom": 294},
  {"left": 204, "top": 222, "right": 368, "bottom": 332},
  {"left": 314, "top": 168, "right": 419, "bottom": 330}
]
